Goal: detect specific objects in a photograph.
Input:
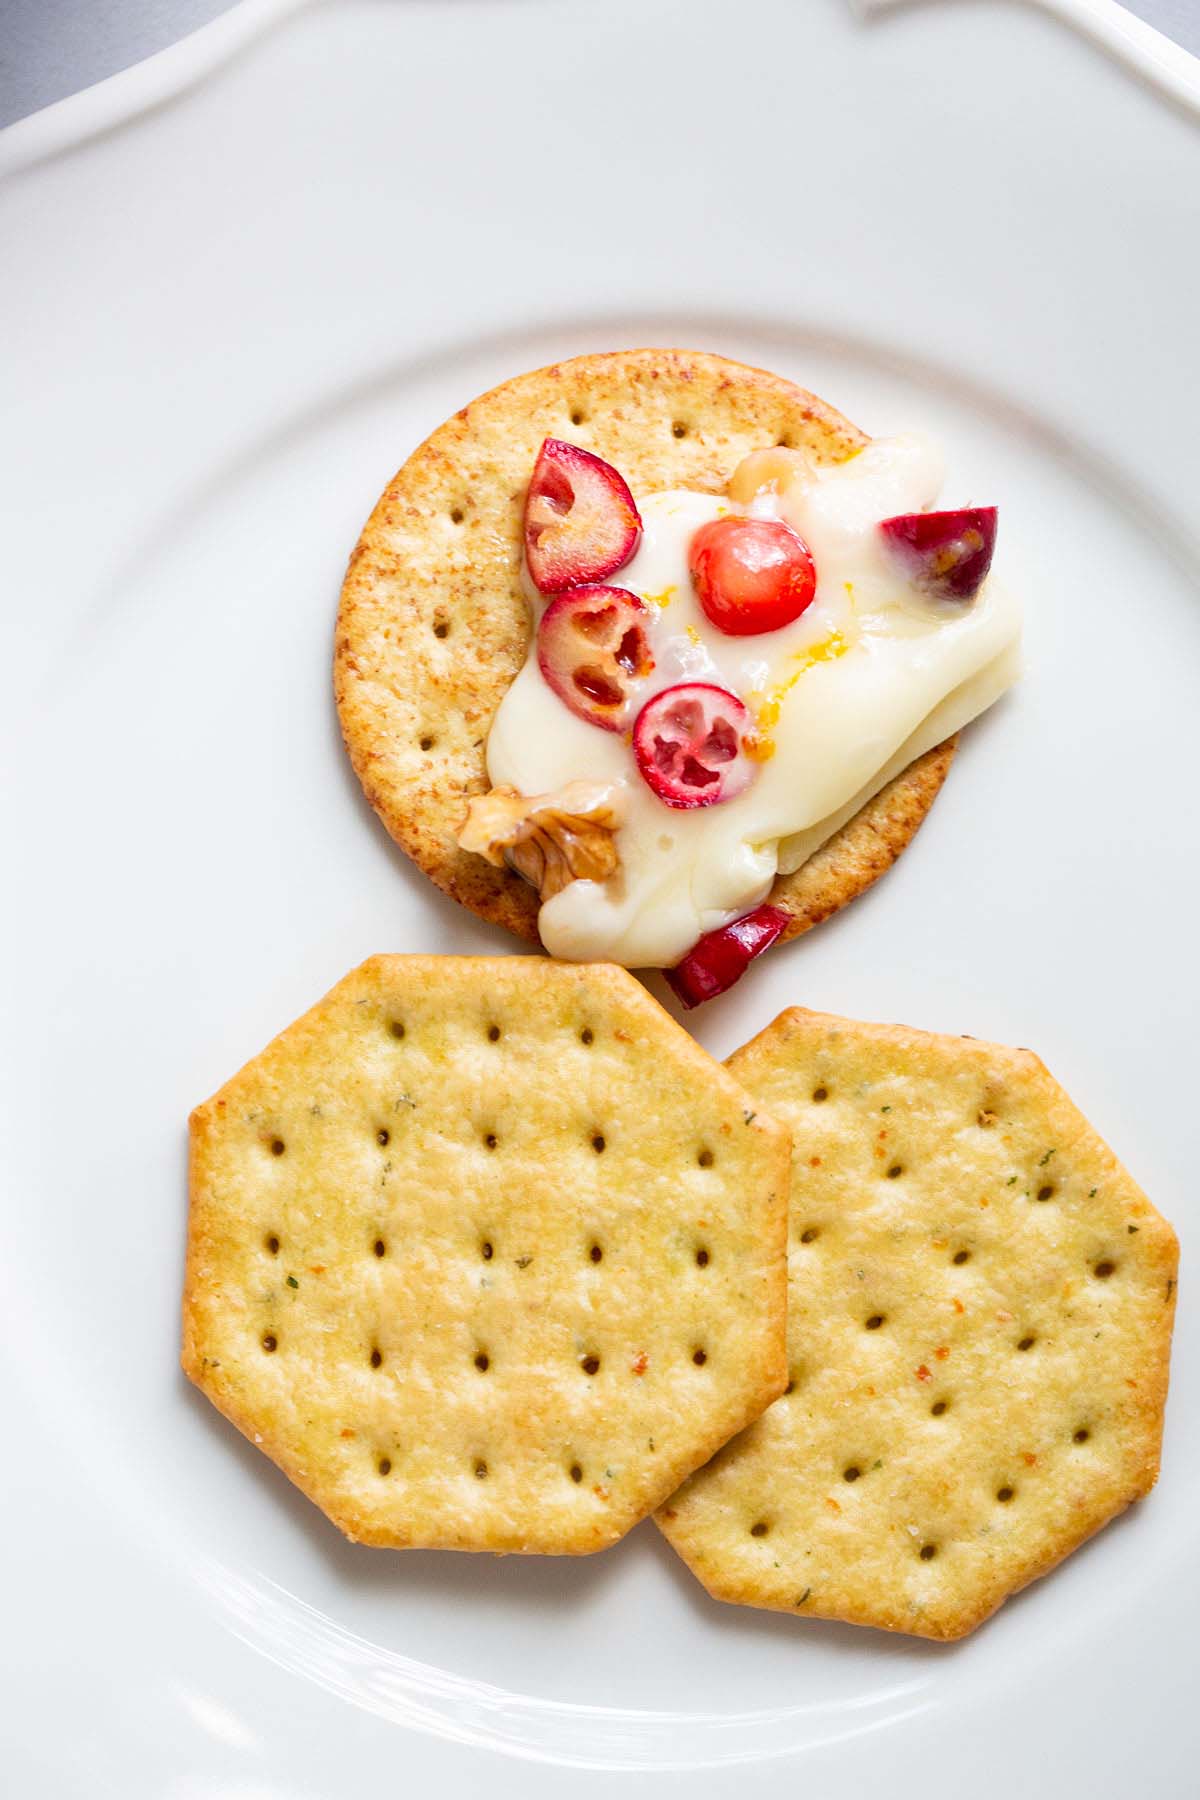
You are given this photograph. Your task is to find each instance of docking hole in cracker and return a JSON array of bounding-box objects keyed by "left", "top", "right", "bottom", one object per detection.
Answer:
[
  {"left": 336, "top": 349, "right": 1022, "bottom": 1004},
  {"left": 182, "top": 955, "right": 790, "bottom": 1553},
  {"left": 657, "top": 1007, "right": 1177, "bottom": 1640}
]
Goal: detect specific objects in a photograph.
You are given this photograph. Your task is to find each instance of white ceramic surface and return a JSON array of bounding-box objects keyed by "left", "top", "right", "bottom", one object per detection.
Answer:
[{"left": 3, "top": 2, "right": 1198, "bottom": 1793}]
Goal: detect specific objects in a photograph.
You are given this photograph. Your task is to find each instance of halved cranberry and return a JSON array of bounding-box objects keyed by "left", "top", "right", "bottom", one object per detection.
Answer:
[
  {"left": 537, "top": 586, "right": 654, "bottom": 731},
  {"left": 524, "top": 439, "right": 642, "bottom": 594},
  {"left": 665, "top": 905, "right": 791, "bottom": 1008},
  {"left": 632, "top": 683, "right": 757, "bottom": 810},
  {"left": 879, "top": 507, "right": 997, "bottom": 602}
]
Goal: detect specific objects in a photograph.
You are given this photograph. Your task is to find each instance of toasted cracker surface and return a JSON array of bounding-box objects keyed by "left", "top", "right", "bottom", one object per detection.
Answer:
[
  {"left": 657, "top": 1008, "right": 1178, "bottom": 1638},
  {"left": 183, "top": 955, "right": 790, "bottom": 1552},
  {"left": 335, "top": 348, "right": 954, "bottom": 949}
]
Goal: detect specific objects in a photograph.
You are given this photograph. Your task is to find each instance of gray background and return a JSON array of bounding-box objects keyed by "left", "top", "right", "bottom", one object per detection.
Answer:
[{"left": 2, "top": 0, "right": 1198, "bottom": 129}]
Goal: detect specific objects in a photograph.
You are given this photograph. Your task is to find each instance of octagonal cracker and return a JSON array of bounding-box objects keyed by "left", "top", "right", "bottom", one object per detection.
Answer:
[
  {"left": 657, "top": 1008, "right": 1178, "bottom": 1638},
  {"left": 183, "top": 956, "right": 790, "bottom": 1552}
]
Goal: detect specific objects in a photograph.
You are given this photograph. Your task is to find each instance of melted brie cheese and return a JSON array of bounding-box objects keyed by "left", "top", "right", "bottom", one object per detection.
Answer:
[{"left": 486, "top": 436, "right": 1022, "bottom": 968}]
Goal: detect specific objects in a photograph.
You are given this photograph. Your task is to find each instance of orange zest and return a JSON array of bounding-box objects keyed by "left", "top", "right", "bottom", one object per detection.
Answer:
[{"left": 748, "top": 630, "right": 850, "bottom": 758}]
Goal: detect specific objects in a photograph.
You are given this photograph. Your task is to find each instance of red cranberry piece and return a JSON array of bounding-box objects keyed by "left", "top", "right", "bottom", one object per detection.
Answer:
[
  {"left": 665, "top": 905, "right": 791, "bottom": 1008},
  {"left": 524, "top": 438, "right": 642, "bottom": 595},
  {"left": 878, "top": 507, "right": 997, "bottom": 601},
  {"left": 689, "top": 516, "right": 816, "bottom": 636},
  {"left": 537, "top": 586, "right": 654, "bottom": 731},
  {"left": 632, "top": 683, "right": 757, "bottom": 810}
]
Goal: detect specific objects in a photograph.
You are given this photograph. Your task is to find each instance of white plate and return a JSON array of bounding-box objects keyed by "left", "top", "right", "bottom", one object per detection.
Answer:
[{"left": 3, "top": 1, "right": 1198, "bottom": 1792}]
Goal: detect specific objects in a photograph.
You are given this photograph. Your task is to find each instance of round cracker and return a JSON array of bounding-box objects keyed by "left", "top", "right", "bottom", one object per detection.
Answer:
[{"left": 335, "top": 349, "right": 956, "bottom": 952}]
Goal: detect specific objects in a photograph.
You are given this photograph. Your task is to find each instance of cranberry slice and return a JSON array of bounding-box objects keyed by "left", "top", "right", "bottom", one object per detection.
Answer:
[
  {"left": 537, "top": 586, "right": 654, "bottom": 731},
  {"left": 632, "top": 683, "right": 757, "bottom": 810},
  {"left": 524, "top": 439, "right": 642, "bottom": 595},
  {"left": 665, "top": 905, "right": 791, "bottom": 1008},
  {"left": 878, "top": 507, "right": 998, "bottom": 602}
]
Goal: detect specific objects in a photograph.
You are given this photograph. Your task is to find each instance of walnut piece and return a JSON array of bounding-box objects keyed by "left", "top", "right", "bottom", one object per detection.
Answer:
[
  {"left": 457, "top": 783, "right": 621, "bottom": 902},
  {"left": 726, "top": 444, "right": 816, "bottom": 504}
]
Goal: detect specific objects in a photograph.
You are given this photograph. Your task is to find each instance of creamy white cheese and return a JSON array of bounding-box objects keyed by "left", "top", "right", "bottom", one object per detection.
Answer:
[{"left": 486, "top": 436, "right": 1022, "bottom": 968}]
